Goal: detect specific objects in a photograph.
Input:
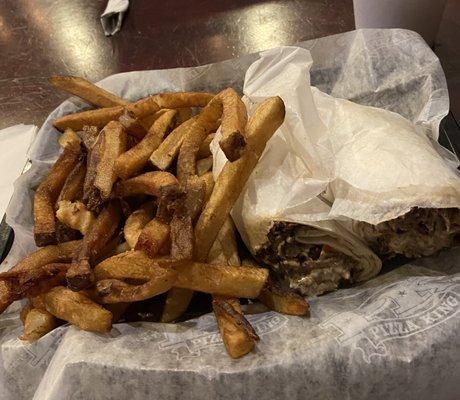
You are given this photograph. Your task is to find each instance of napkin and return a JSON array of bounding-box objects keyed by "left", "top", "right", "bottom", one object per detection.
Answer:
[{"left": 100, "top": 0, "right": 129, "bottom": 36}]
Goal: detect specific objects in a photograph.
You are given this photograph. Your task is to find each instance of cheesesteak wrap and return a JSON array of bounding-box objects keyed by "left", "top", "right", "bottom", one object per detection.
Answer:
[
  {"left": 212, "top": 47, "right": 382, "bottom": 296},
  {"left": 311, "top": 88, "right": 460, "bottom": 258}
]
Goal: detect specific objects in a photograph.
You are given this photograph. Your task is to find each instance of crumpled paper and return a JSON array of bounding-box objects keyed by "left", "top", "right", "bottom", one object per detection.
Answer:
[
  {"left": 0, "top": 29, "right": 458, "bottom": 400},
  {"left": 100, "top": 0, "right": 129, "bottom": 36}
]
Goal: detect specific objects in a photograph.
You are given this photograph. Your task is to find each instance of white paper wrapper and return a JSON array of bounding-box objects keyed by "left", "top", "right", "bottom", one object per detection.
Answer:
[{"left": 1, "top": 29, "right": 458, "bottom": 400}]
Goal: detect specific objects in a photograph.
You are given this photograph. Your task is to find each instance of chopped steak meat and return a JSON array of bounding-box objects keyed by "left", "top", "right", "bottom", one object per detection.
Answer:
[
  {"left": 256, "top": 222, "right": 357, "bottom": 297},
  {"left": 359, "top": 208, "right": 460, "bottom": 258}
]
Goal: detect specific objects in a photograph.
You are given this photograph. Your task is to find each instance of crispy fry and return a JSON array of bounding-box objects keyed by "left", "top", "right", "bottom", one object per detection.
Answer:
[
  {"left": 139, "top": 109, "right": 169, "bottom": 131},
  {"left": 93, "top": 121, "right": 127, "bottom": 200},
  {"left": 96, "top": 266, "right": 177, "bottom": 303},
  {"left": 57, "top": 158, "right": 86, "bottom": 204},
  {"left": 161, "top": 288, "right": 195, "bottom": 323},
  {"left": 212, "top": 297, "right": 258, "bottom": 358},
  {"left": 67, "top": 202, "right": 121, "bottom": 290},
  {"left": 114, "top": 171, "right": 178, "bottom": 198},
  {"left": 152, "top": 92, "right": 214, "bottom": 108},
  {"left": 53, "top": 97, "right": 160, "bottom": 132},
  {"left": 215, "top": 88, "right": 248, "bottom": 162},
  {"left": 20, "top": 308, "right": 58, "bottom": 342},
  {"left": 55, "top": 220, "right": 81, "bottom": 243},
  {"left": 44, "top": 286, "right": 112, "bottom": 332},
  {"left": 94, "top": 250, "right": 172, "bottom": 281},
  {"left": 208, "top": 218, "right": 240, "bottom": 266},
  {"left": 200, "top": 172, "right": 215, "bottom": 203},
  {"left": 124, "top": 203, "right": 156, "bottom": 249},
  {"left": 50, "top": 76, "right": 128, "bottom": 108},
  {"left": 196, "top": 157, "right": 213, "bottom": 176},
  {"left": 173, "top": 262, "right": 268, "bottom": 298},
  {"left": 176, "top": 107, "right": 193, "bottom": 124},
  {"left": 83, "top": 129, "right": 104, "bottom": 210},
  {"left": 116, "top": 110, "right": 177, "bottom": 180},
  {"left": 194, "top": 97, "right": 285, "bottom": 262},
  {"left": 149, "top": 116, "right": 198, "bottom": 170},
  {"left": 29, "top": 294, "right": 47, "bottom": 311},
  {"left": 118, "top": 108, "right": 148, "bottom": 139},
  {"left": 59, "top": 128, "right": 81, "bottom": 151},
  {"left": 56, "top": 201, "right": 95, "bottom": 234},
  {"left": 176, "top": 101, "right": 221, "bottom": 183},
  {"left": 258, "top": 280, "right": 309, "bottom": 316},
  {"left": 34, "top": 146, "right": 81, "bottom": 246},
  {"left": 135, "top": 218, "right": 170, "bottom": 258},
  {"left": 197, "top": 133, "right": 215, "bottom": 158},
  {"left": 78, "top": 125, "right": 100, "bottom": 150}
]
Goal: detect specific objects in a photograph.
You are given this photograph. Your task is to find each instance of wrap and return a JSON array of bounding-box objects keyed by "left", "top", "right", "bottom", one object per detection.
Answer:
[
  {"left": 311, "top": 88, "right": 460, "bottom": 258},
  {"left": 212, "top": 47, "right": 382, "bottom": 296}
]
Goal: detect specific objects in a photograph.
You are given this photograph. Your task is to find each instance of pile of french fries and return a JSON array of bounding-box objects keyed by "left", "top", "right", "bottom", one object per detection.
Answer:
[{"left": 0, "top": 76, "right": 309, "bottom": 358}]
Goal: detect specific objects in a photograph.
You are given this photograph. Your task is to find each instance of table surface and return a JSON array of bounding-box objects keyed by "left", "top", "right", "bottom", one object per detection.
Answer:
[{"left": 0, "top": 0, "right": 354, "bottom": 130}]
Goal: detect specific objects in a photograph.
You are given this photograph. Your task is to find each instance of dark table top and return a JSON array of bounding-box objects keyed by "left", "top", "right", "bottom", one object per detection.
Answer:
[{"left": 0, "top": 0, "right": 354, "bottom": 130}]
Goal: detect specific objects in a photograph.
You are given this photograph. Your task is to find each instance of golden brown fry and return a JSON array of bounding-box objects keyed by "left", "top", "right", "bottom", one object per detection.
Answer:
[
  {"left": 94, "top": 250, "right": 172, "bottom": 281},
  {"left": 149, "top": 116, "right": 198, "bottom": 170},
  {"left": 176, "top": 107, "right": 193, "bottom": 124},
  {"left": 139, "top": 109, "right": 169, "bottom": 130},
  {"left": 57, "top": 158, "right": 86, "bottom": 204},
  {"left": 176, "top": 101, "right": 221, "bottom": 183},
  {"left": 216, "top": 88, "right": 248, "bottom": 162},
  {"left": 50, "top": 76, "right": 128, "bottom": 108},
  {"left": 78, "top": 125, "right": 100, "bottom": 150},
  {"left": 194, "top": 97, "right": 285, "bottom": 262},
  {"left": 118, "top": 108, "right": 148, "bottom": 139},
  {"left": 173, "top": 262, "right": 268, "bottom": 298},
  {"left": 93, "top": 121, "right": 127, "bottom": 201},
  {"left": 20, "top": 308, "right": 57, "bottom": 342},
  {"left": 258, "top": 280, "right": 309, "bottom": 316},
  {"left": 56, "top": 201, "right": 95, "bottom": 234},
  {"left": 67, "top": 202, "right": 121, "bottom": 290},
  {"left": 53, "top": 96, "right": 160, "bottom": 132},
  {"left": 116, "top": 109, "right": 178, "bottom": 180},
  {"left": 161, "top": 288, "right": 194, "bottom": 323},
  {"left": 114, "top": 171, "right": 178, "bottom": 198},
  {"left": 212, "top": 297, "right": 258, "bottom": 358},
  {"left": 96, "top": 266, "right": 177, "bottom": 303},
  {"left": 208, "top": 218, "right": 240, "bottom": 266},
  {"left": 200, "top": 172, "right": 215, "bottom": 203},
  {"left": 29, "top": 294, "right": 47, "bottom": 311},
  {"left": 59, "top": 128, "right": 81, "bottom": 151},
  {"left": 34, "top": 146, "right": 81, "bottom": 246},
  {"left": 44, "top": 286, "right": 112, "bottom": 332},
  {"left": 83, "top": 130, "right": 104, "bottom": 210},
  {"left": 196, "top": 157, "right": 213, "bottom": 176},
  {"left": 197, "top": 133, "right": 215, "bottom": 158},
  {"left": 152, "top": 92, "right": 214, "bottom": 108},
  {"left": 123, "top": 203, "right": 156, "bottom": 249},
  {"left": 135, "top": 218, "right": 170, "bottom": 258}
]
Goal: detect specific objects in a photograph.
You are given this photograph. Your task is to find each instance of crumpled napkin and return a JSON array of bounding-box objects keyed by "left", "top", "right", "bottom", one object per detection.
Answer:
[{"left": 100, "top": 0, "right": 129, "bottom": 36}]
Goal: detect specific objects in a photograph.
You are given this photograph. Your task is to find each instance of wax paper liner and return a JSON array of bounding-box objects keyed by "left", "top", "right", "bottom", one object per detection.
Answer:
[{"left": 0, "top": 29, "right": 458, "bottom": 400}]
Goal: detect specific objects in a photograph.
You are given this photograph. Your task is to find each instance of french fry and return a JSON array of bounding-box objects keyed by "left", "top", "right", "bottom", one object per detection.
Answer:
[
  {"left": 176, "top": 101, "right": 221, "bottom": 183},
  {"left": 44, "top": 286, "right": 112, "bottom": 332},
  {"left": 114, "top": 171, "right": 178, "bottom": 198},
  {"left": 96, "top": 266, "right": 177, "bottom": 303},
  {"left": 161, "top": 288, "right": 194, "bottom": 323},
  {"left": 212, "top": 297, "right": 259, "bottom": 358},
  {"left": 54, "top": 96, "right": 160, "bottom": 132},
  {"left": 58, "top": 128, "right": 81, "bottom": 151},
  {"left": 135, "top": 218, "right": 171, "bottom": 258},
  {"left": 83, "top": 129, "right": 104, "bottom": 210},
  {"left": 67, "top": 202, "right": 121, "bottom": 290},
  {"left": 56, "top": 201, "right": 95, "bottom": 234},
  {"left": 152, "top": 92, "right": 214, "bottom": 108},
  {"left": 194, "top": 97, "right": 285, "bottom": 262},
  {"left": 258, "top": 280, "right": 309, "bottom": 316},
  {"left": 197, "top": 133, "right": 215, "bottom": 158},
  {"left": 200, "top": 172, "right": 215, "bottom": 202},
  {"left": 34, "top": 146, "right": 81, "bottom": 246},
  {"left": 149, "top": 116, "right": 198, "bottom": 171},
  {"left": 94, "top": 250, "right": 172, "bottom": 281},
  {"left": 93, "top": 121, "right": 127, "bottom": 201},
  {"left": 118, "top": 108, "right": 148, "bottom": 139},
  {"left": 55, "top": 220, "right": 81, "bottom": 244},
  {"left": 56, "top": 158, "right": 86, "bottom": 204},
  {"left": 116, "top": 109, "right": 178, "bottom": 180},
  {"left": 196, "top": 157, "right": 213, "bottom": 176},
  {"left": 208, "top": 218, "right": 240, "bottom": 266},
  {"left": 20, "top": 302, "right": 32, "bottom": 324},
  {"left": 20, "top": 308, "right": 57, "bottom": 342},
  {"left": 123, "top": 202, "right": 156, "bottom": 249},
  {"left": 173, "top": 262, "right": 268, "bottom": 298},
  {"left": 50, "top": 76, "right": 128, "bottom": 108},
  {"left": 176, "top": 107, "right": 193, "bottom": 124},
  {"left": 216, "top": 88, "right": 247, "bottom": 162},
  {"left": 78, "top": 125, "right": 100, "bottom": 150},
  {"left": 29, "top": 294, "right": 47, "bottom": 311}
]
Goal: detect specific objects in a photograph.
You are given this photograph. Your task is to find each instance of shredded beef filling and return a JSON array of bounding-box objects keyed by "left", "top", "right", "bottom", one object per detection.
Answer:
[
  {"left": 256, "top": 222, "right": 357, "bottom": 297},
  {"left": 360, "top": 207, "right": 460, "bottom": 258}
]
